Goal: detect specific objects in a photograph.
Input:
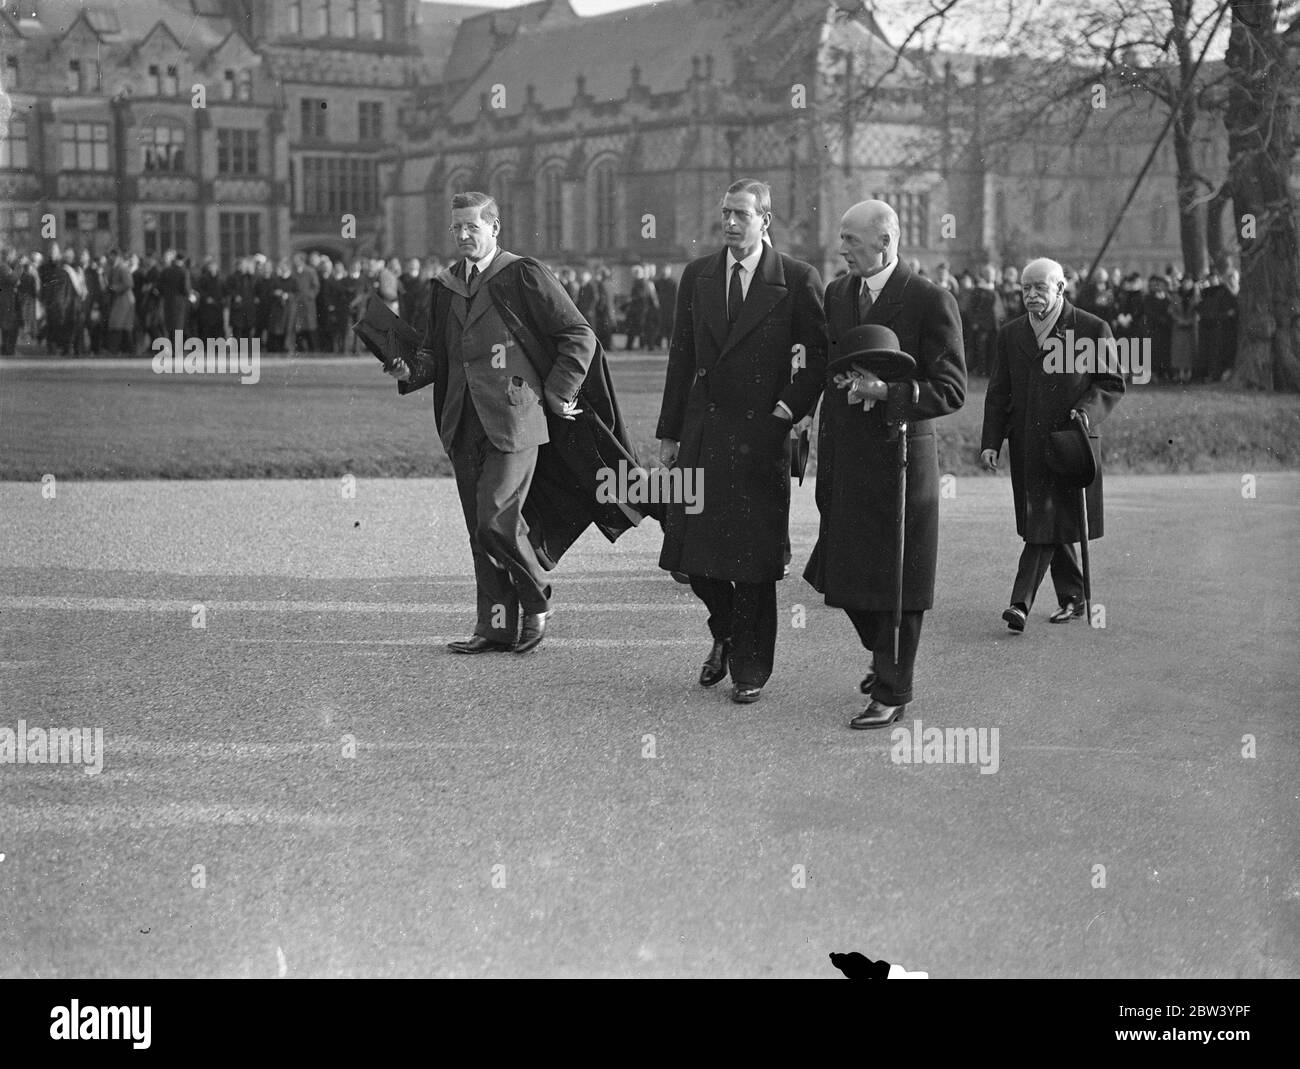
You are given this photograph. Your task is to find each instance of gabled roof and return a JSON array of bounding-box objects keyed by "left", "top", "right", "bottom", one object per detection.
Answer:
[
  {"left": 442, "top": 0, "right": 887, "bottom": 124},
  {"left": 418, "top": 0, "right": 492, "bottom": 79},
  {"left": 131, "top": 18, "right": 187, "bottom": 55},
  {"left": 17, "top": 0, "right": 232, "bottom": 50},
  {"left": 56, "top": 8, "right": 108, "bottom": 46},
  {"left": 203, "top": 27, "right": 261, "bottom": 68},
  {"left": 439, "top": 0, "right": 557, "bottom": 87}
]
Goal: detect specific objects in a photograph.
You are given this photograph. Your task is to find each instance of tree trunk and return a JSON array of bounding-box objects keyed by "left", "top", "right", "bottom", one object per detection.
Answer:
[
  {"left": 1173, "top": 115, "right": 1208, "bottom": 277},
  {"left": 1171, "top": 0, "right": 1209, "bottom": 277},
  {"left": 1206, "top": 180, "right": 1233, "bottom": 268},
  {"left": 1226, "top": 0, "right": 1300, "bottom": 391}
]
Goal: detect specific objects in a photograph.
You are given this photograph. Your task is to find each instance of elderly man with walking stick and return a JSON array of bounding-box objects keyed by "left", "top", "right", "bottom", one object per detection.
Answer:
[
  {"left": 980, "top": 257, "right": 1125, "bottom": 632},
  {"left": 804, "top": 199, "right": 966, "bottom": 730}
]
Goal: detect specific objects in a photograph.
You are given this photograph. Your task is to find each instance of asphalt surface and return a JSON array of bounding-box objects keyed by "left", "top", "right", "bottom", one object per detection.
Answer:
[{"left": 1, "top": 473, "right": 1297, "bottom": 978}]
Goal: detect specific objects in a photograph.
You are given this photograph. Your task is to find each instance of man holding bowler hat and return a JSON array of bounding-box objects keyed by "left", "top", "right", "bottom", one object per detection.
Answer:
[{"left": 804, "top": 200, "right": 966, "bottom": 729}]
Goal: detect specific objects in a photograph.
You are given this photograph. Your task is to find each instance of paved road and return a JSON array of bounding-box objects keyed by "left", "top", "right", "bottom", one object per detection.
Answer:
[{"left": 1, "top": 474, "right": 1297, "bottom": 977}]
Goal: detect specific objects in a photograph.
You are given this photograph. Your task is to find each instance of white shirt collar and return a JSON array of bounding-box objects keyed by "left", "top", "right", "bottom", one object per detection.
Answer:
[
  {"left": 860, "top": 256, "right": 898, "bottom": 296},
  {"left": 726, "top": 245, "right": 763, "bottom": 276},
  {"left": 465, "top": 246, "right": 497, "bottom": 275}
]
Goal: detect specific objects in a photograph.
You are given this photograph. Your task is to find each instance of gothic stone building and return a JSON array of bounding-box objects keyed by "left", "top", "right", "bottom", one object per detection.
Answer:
[
  {"left": 386, "top": 0, "right": 979, "bottom": 289},
  {"left": 0, "top": 0, "right": 445, "bottom": 263},
  {"left": 386, "top": 0, "right": 1239, "bottom": 286}
]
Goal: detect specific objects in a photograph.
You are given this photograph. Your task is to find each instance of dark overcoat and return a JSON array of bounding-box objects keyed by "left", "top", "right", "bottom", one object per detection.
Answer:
[
  {"left": 980, "top": 301, "right": 1124, "bottom": 543},
  {"left": 400, "top": 252, "right": 645, "bottom": 566},
  {"left": 804, "top": 262, "right": 966, "bottom": 611},
  {"left": 656, "top": 245, "right": 828, "bottom": 583},
  {"left": 0, "top": 262, "right": 18, "bottom": 332}
]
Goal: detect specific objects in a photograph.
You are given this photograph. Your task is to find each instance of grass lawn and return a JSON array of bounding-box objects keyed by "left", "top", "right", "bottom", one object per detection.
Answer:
[{"left": 2, "top": 353, "right": 1298, "bottom": 479}]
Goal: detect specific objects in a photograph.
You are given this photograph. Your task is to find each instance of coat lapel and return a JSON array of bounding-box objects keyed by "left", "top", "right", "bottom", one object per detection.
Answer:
[
  {"left": 864, "top": 260, "right": 910, "bottom": 327},
  {"left": 826, "top": 274, "right": 856, "bottom": 342},
  {"left": 465, "top": 250, "right": 519, "bottom": 330},
  {"left": 437, "top": 263, "right": 469, "bottom": 327},
  {"left": 1018, "top": 299, "right": 1074, "bottom": 364},
  {"left": 696, "top": 249, "right": 729, "bottom": 354},
  {"left": 719, "top": 243, "right": 786, "bottom": 360}
]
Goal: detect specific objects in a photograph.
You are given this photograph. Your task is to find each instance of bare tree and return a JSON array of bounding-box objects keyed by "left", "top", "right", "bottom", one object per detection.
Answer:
[{"left": 1224, "top": 0, "right": 1299, "bottom": 389}]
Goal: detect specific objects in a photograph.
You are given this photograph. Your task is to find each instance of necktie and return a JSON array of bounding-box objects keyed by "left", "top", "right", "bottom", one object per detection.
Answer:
[
  {"left": 857, "top": 278, "right": 874, "bottom": 324},
  {"left": 468, "top": 263, "right": 479, "bottom": 291},
  {"left": 728, "top": 262, "right": 743, "bottom": 325}
]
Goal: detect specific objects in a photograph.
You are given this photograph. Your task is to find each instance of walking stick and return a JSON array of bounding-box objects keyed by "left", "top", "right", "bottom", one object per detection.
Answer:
[
  {"left": 892, "top": 419, "right": 908, "bottom": 663},
  {"left": 1074, "top": 410, "right": 1092, "bottom": 626}
]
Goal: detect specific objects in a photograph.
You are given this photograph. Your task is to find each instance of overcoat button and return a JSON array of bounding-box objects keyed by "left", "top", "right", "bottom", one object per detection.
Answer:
[{"left": 697, "top": 368, "right": 707, "bottom": 378}]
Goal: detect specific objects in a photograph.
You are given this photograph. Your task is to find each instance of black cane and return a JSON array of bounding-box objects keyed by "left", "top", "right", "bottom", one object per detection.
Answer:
[
  {"left": 1074, "top": 411, "right": 1092, "bottom": 626},
  {"left": 1078, "top": 488, "right": 1092, "bottom": 625},
  {"left": 893, "top": 420, "right": 908, "bottom": 663}
]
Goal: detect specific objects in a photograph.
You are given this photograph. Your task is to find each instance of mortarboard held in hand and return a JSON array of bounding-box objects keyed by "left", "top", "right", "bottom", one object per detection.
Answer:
[{"left": 353, "top": 294, "right": 421, "bottom": 371}]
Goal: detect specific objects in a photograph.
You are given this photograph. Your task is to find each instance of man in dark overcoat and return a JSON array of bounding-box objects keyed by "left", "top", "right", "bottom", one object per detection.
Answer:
[
  {"left": 804, "top": 200, "right": 966, "bottom": 729},
  {"left": 157, "top": 249, "right": 191, "bottom": 338},
  {"left": 657, "top": 179, "right": 827, "bottom": 704},
  {"left": 980, "top": 257, "right": 1125, "bottom": 631},
  {"left": 386, "top": 191, "right": 640, "bottom": 654}
]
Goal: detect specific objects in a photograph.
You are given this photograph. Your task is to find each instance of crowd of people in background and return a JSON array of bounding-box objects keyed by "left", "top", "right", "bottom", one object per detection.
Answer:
[
  {"left": 0, "top": 243, "right": 452, "bottom": 358},
  {"left": 0, "top": 241, "right": 1238, "bottom": 383},
  {"left": 925, "top": 259, "right": 1240, "bottom": 384}
]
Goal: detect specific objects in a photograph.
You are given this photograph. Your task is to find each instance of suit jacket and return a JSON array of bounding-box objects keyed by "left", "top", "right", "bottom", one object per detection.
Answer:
[
  {"left": 403, "top": 251, "right": 592, "bottom": 454},
  {"left": 981, "top": 301, "right": 1124, "bottom": 542},
  {"left": 656, "top": 244, "right": 827, "bottom": 582},
  {"left": 400, "top": 250, "right": 644, "bottom": 564},
  {"left": 804, "top": 261, "right": 966, "bottom": 610}
]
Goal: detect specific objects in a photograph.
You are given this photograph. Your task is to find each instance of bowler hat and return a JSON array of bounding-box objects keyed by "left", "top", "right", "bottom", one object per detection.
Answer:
[
  {"left": 1046, "top": 417, "right": 1099, "bottom": 488},
  {"left": 827, "top": 324, "right": 917, "bottom": 380}
]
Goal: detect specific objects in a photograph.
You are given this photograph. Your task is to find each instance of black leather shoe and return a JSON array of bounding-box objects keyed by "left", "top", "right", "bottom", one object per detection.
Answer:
[
  {"left": 1049, "top": 600, "right": 1086, "bottom": 623},
  {"left": 1002, "top": 605, "right": 1027, "bottom": 632},
  {"left": 447, "top": 635, "right": 513, "bottom": 654},
  {"left": 859, "top": 667, "right": 877, "bottom": 694},
  {"left": 731, "top": 684, "right": 762, "bottom": 704},
  {"left": 699, "top": 640, "right": 730, "bottom": 687},
  {"left": 850, "top": 700, "right": 907, "bottom": 729},
  {"left": 514, "top": 612, "right": 548, "bottom": 654}
]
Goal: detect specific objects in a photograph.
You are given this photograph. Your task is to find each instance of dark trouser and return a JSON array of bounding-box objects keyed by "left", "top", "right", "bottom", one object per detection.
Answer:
[
  {"left": 687, "top": 577, "right": 777, "bottom": 687},
  {"left": 1011, "top": 541, "right": 1083, "bottom": 612},
  {"left": 450, "top": 400, "right": 551, "bottom": 644},
  {"left": 971, "top": 330, "right": 996, "bottom": 376},
  {"left": 0, "top": 327, "right": 16, "bottom": 355},
  {"left": 845, "top": 609, "right": 924, "bottom": 707}
]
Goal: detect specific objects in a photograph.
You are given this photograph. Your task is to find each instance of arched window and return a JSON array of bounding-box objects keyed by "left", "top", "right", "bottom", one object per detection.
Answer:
[
  {"left": 344, "top": 0, "right": 358, "bottom": 36},
  {"left": 370, "top": 0, "right": 384, "bottom": 40},
  {"left": 288, "top": 0, "right": 302, "bottom": 34},
  {"left": 318, "top": 0, "right": 330, "bottom": 36},
  {"left": 591, "top": 158, "right": 617, "bottom": 251},
  {"left": 490, "top": 167, "right": 515, "bottom": 251},
  {"left": 540, "top": 165, "right": 564, "bottom": 252}
]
